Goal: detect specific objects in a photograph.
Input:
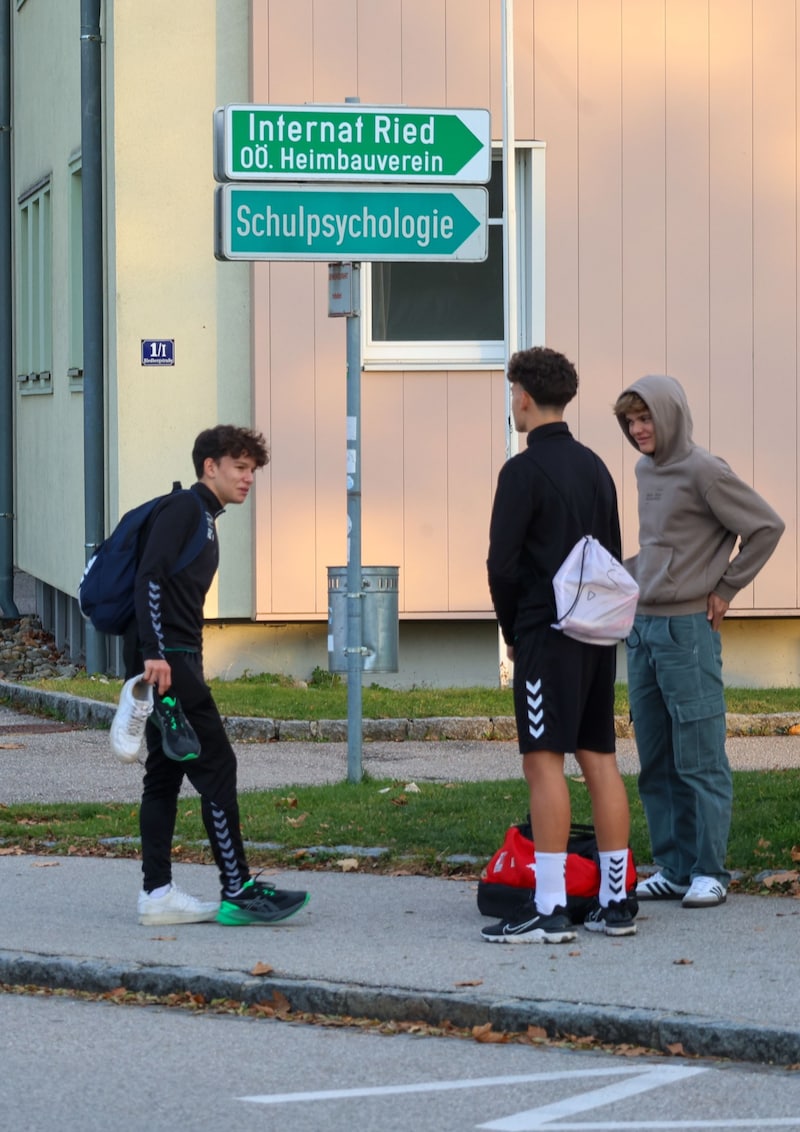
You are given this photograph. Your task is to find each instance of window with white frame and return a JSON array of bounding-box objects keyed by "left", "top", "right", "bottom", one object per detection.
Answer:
[
  {"left": 363, "top": 144, "right": 544, "bottom": 369},
  {"left": 68, "top": 158, "right": 84, "bottom": 389},
  {"left": 17, "top": 178, "right": 53, "bottom": 394}
]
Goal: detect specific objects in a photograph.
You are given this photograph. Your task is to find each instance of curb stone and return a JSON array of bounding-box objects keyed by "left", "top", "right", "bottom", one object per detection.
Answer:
[
  {"left": 1, "top": 951, "right": 798, "bottom": 1065},
  {"left": 0, "top": 679, "right": 797, "bottom": 740}
]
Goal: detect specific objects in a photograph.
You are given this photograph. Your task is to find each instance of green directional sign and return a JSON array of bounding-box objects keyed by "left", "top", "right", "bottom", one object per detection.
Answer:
[
  {"left": 215, "top": 184, "right": 488, "bottom": 262},
  {"left": 217, "top": 104, "right": 491, "bottom": 184}
]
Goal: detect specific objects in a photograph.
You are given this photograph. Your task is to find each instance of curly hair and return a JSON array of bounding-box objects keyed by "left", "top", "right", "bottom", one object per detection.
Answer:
[
  {"left": 192, "top": 425, "right": 270, "bottom": 478},
  {"left": 507, "top": 347, "right": 578, "bottom": 409},
  {"left": 612, "top": 390, "right": 649, "bottom": 422}
]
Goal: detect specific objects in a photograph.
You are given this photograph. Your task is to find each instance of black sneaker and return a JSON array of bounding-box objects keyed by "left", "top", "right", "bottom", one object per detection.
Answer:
[
  {"left": 583, "top": 898, "right": 637, "bottom": 936},
  {"left": 217, "top": 877, "right": 310, "bottom": 926},
  {"left": 481, "top": 905, "right": 576, "bottom": 944},
  {"left": 151, "top": 693, "right": 201, "bottom": 762}
]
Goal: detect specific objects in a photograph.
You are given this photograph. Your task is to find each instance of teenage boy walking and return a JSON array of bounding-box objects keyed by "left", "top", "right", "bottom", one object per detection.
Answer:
[
  {"left": 614, "top": 377, "right": 784, "bottom": 908},
  {"left": 484, "top": 347, "right": 635, "bottom": 944},
  {"left": 118, "top": 424, "right": 310, "bottom": 927}
]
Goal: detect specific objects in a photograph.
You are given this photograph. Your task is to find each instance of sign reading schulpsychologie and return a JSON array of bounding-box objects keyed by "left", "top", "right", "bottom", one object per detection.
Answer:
[
  {"left": 216, "top": 104, "right": 491, "bottom": 185},
  {"left": 215, "top": 183, "right": 488, "bottom": 263}
]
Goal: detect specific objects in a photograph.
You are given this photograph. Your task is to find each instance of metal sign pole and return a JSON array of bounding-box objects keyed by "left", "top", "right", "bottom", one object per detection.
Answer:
[{"left": 345, "top": 262, "right": 363, "bottom": 783}]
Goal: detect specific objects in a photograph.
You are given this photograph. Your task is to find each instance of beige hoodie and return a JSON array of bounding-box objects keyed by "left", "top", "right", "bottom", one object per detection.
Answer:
[{"left": 617, "top": 375, "right": 784, "bottom": 615}]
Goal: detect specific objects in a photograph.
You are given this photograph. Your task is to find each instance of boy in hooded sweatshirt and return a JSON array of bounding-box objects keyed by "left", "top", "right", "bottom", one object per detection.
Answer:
[{"left": 614, "top": 376, "right": 784, "bottom": 908}]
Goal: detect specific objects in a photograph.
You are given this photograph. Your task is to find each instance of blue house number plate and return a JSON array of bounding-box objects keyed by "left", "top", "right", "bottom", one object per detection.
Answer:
[{"left": 141, "top": 339, "right": 175, "bottom": 366}]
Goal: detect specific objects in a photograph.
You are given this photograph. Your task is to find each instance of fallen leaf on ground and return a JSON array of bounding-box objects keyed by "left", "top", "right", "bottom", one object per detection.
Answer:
[
  {"left": 250, "top": 962, "right": 273, "bottom": 976},
  {"left": 337, "top": 858, "right": 359, "bottom": 872},
  {"left": 404, "top": 782, "right": 421, "bottom": 793},
  {"left": 472, "top": 1023, "right": 508, "bottom": 1044},
  {"left": 31, "top": 860, "right": 60, "bottom": 868},
  {"left": 763, "top": 870, "right": 800, "bottom": 887},
  {"left": 454, "top": 979, "right": 483, "bottom": 987},
  {"left": 673, "top": 958, "right": 693, "bottom": 966}
]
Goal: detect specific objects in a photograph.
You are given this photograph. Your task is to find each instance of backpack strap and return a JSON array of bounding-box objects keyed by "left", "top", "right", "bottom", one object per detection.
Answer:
[
  {"left": 173, "top": 489, "right": 209, "bottom": 573},
  {"left": 142, "top": 485, "right": 209, "bottom": 576}
]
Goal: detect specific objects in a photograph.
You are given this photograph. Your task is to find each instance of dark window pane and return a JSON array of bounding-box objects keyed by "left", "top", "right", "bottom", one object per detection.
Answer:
[
  {"left": 371, "top": 226, "right": 503, "bottom": 341},
  {"left": 487, "top": 159, "right": 503, "bottom": 217},
  {"left": 370, "top": 157, "right": 504, "bottom": 344}
]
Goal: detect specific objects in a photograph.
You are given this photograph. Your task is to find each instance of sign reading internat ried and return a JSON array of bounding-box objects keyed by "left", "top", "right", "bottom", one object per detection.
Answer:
[{"left": 217, "top": 104, "right": 491, "bottom": 185}]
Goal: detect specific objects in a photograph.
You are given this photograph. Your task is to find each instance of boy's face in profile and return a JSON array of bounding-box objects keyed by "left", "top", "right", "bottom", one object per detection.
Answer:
[{"left": 624, "top": 406, "right": 656, "bottom": 455}]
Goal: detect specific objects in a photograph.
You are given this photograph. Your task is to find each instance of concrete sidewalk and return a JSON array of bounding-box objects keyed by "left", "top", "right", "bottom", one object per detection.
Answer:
[{"left": 1, "top": 693, "right": 800, "bottom": 1066}]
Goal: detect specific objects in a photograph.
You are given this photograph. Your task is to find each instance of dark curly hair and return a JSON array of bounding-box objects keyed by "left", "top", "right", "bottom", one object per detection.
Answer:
[
  {"left": 192, "top": 425, "right": 270, "bottom": 478},
  {"left": 507, "top": 347, "right": 579, "bottom": 409}
]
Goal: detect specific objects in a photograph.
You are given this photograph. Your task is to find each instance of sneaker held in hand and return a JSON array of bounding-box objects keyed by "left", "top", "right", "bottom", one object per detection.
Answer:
[
  {"left": 152, "top": 693, "right": 201, "bottom": 762},
  {"left": 110, "top": 674, "right": 154, "bottom": 762}
]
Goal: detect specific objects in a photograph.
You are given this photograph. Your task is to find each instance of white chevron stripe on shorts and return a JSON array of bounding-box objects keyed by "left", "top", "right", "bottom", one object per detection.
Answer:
[{"left": 526, "top": 678, "right": 544, "bottom": 739}]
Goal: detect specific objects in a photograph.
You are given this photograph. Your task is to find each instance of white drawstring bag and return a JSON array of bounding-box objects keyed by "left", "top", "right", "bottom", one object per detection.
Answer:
[{"left": 551, "top": 535, "right": 639, "bottom": 646}]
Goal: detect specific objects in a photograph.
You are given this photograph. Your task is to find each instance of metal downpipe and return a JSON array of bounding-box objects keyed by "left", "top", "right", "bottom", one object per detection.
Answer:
[
  {"left": 0, "top": 0, "right": 20, "bottom": 617},
  {"left": 81, "top": 0, "right": 106, "bottom": 672}
]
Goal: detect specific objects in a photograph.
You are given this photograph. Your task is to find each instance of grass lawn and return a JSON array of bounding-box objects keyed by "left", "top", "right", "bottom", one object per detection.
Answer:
[
  {"left": 23, "top": 671, "right": 800, "bottom": 720},
  {"left": 2, "top": 771, "right": 799, "bottom": 894},
  {"left": 2, "top": 672, "right": 798, "bottom": 894}
]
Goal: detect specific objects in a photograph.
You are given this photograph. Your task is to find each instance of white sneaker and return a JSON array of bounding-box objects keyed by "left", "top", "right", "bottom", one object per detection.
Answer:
[
  {"left": 682, "top": 876, "right": 727, "bottom": 908},
  {"left": 635, "top": 871, "right": 690, "bottom": 900},
  {"left": 138, "top": 884, "right": 220, "bottom": 926},
  {"left": 110, "top": 674, "right": 154, "bottom": 762}
]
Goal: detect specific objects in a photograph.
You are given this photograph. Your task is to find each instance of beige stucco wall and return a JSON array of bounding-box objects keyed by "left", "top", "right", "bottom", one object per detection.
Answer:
[
  {"left": 13, "top": 1, "right": 254, "bottom": 618},
  {"left": 201, "top": 617, "right": 800, "bottom": 689},
  {"left": 106, "top": 0, "right": 253, "bottom": 617}
]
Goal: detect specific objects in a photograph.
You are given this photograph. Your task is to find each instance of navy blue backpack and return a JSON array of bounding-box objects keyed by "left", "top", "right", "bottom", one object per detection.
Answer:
[{"left": 78, "top": 483, "right": 207, "bottom": 635}]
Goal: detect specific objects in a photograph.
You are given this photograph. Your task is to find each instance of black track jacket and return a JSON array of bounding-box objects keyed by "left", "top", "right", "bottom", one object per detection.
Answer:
[
  {"left": 134, "top": 483, "right": 221, "bottom": 661},
  {"left": 487, "top": 422, "right": 622, "bottom": 645}
]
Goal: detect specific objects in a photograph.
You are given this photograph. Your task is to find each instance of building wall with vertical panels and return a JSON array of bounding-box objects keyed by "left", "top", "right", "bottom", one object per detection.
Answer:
[
  {"left": 250, "top": 0, "right": 507, "bottom": 621},
  {"left": 250, "top": 0, "right": 797, "bottom": 624}
]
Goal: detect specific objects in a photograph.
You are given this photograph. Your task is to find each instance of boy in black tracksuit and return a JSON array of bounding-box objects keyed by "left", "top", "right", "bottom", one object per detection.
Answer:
[
  {"left": 484, "top": 348, "right": 635, "bottom": 944},
  {"left": 125, "top": 424, "right": 309, "bottom": 928}
]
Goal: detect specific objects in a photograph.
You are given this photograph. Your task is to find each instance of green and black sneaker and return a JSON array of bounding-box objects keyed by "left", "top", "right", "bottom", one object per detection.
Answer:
[
  {"left": 217, "top": 878, "right": 310, "bottom": 926},
  {"left": 151, "top": 693, "right": 201, "bottom": 762}
]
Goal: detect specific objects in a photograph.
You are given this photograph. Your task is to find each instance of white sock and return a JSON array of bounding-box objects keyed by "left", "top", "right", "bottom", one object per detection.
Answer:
[
  {"left": 599, "top": 850, "right": 628, "bottom": 906},
  {"left": 148, "top": 883, "right": 171, "bottom": 900},
  {"left": 534, "top": 852, "right": 567, "bottom": 915}
]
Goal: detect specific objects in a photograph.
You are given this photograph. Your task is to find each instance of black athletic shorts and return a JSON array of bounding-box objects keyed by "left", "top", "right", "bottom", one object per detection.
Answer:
[{"left": 512, "top": 626, "right": 616, "bottom": 755}]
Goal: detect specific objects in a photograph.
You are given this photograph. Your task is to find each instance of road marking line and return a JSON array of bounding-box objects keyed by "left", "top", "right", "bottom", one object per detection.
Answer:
[
  {"left": 239, "top": 1065, "right": 697, "bottom": 1106},
  {"left": 478, "top": 1066, "right": 707, "bottom": 1129}
]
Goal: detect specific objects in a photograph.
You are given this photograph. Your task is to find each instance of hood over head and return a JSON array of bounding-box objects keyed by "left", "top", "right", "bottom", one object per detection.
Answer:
[{"left": 617, "top": 374, "right": 694, "bottom": 465}]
